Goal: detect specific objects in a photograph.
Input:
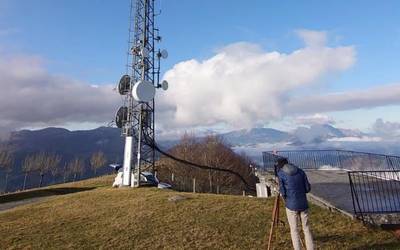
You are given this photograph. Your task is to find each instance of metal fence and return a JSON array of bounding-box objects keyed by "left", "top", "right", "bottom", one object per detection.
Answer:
[
  {"left": 348, "top": 171, "right": 400, "bottom": 219},
  {"left": 262, "top": 150, "right": 400, "bottom": 172},
  {"left": 0, "top": 167, "right": 114, "bottom": 194},
  {"left": 261, "top": 150, "right": 400, "bottom": 223}
]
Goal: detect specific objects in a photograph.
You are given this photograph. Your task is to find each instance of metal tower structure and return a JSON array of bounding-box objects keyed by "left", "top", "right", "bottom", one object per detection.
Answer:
[{"left": 116, "top": 0, "right": 168, "bottom": 187}]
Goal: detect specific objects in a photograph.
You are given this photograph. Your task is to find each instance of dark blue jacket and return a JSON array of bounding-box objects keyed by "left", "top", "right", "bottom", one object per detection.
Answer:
[{"left": 277, "top": 163, "right": 311, "bottom": 211}]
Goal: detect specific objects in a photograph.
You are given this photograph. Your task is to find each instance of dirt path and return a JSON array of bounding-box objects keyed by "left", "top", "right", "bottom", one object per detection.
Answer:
[
  {"left": 0, "top": 197, "right": 48, "bottom": 212},
  {"left": 0, "top": 186, "right": 96, "bottom": 213}
]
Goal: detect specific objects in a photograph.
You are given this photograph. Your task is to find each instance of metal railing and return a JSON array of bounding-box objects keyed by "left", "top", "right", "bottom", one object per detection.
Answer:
[
  {"left": 262, "top": 150, "right": 400, "bottom": 172},
  {"left": 0, "top": 168, "right": 114, "bottom": 194},
  {"left": 260, "top": 150, "right": 400, "bottom": 224},
  {"left": 348, "top": 171, "right": 400, "bottom": 219}
]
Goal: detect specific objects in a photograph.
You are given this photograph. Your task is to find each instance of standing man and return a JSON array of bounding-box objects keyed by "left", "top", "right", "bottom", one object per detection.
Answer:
[{"left": 276, "top": 157, "right": 314, "bottom": 250}]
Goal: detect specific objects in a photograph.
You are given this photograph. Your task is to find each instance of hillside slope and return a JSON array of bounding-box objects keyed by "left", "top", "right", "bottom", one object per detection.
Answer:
[{"left": 0, "top": 176, "right": 398, "bottom": 249}]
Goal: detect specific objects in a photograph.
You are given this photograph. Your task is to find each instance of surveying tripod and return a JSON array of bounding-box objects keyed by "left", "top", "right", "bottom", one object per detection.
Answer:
[{"left": 266, "top": 179, "right": 305, "bottom": 250}]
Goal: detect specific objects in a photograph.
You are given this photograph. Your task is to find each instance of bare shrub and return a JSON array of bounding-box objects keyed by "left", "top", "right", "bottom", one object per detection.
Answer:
[{"left": 157, "top": 134, "right": 257, "bottom": 195}]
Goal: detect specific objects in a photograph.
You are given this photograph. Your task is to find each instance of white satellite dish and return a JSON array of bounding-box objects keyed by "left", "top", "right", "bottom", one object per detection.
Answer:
[
  {"left": 161, "top": 80, "right": 168, "bottom": 90},
  {"left": 160, "top": 49, "right": 168, "bottom": 59},
  {"left": 132, "top": 80, "right": 155, "bottom": 102}
]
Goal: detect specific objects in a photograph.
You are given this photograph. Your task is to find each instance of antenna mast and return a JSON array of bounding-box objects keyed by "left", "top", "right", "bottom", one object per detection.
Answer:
[{"left": 116, "top": 0, "right": 168, "bottom": 187}]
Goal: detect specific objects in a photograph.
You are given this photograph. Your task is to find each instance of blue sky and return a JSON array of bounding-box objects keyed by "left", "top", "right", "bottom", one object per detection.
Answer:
[{"left": 0, "top": 0, "right": 400, "bottom": 134}]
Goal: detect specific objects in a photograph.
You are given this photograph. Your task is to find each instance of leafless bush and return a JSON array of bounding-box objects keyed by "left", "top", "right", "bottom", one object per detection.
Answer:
[
  {"left": 19, "top": 152, "right": 61, "bottom": 188},
  {"left": 68, "top": 157, "right": 85, "bottom": 182},
  {"left": 90, "top": 151, "right": 107, "bottom": 175},
  {"left": 0, "top": 146, "right": 14, "bottom": 192},
  {"left": 157, "top": 134, "right": 257, "bottom": 195}
]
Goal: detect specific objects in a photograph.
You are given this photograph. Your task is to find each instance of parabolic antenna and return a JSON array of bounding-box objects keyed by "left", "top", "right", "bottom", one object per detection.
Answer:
[
  {"left": 115, "top": 106, "right": 128, "bottom": 128},
  {"left": 161, "top": 80, "right": 168, "bottom": 90},
  {"left": 132, "top": 80, "right": 155, "bottom": 102},
  {"left": 118, "top": 75, "right": 131, "bottom": 95},
  {"left": 160, "top": 49, "right": 168, "bottom": 59}
]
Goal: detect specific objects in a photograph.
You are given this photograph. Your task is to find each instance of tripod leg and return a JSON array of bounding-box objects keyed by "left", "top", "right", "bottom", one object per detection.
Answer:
[
  {"left": 267, "top": 195, "right": 279, "bottom": 250},
  {"left": 274, "top": 197, "right": 280, "bottom": 241}
]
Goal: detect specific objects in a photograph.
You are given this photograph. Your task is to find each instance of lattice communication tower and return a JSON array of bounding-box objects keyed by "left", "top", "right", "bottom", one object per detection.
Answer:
[{"left": 115, "top": 0, "right": 168, "bottom": 187}]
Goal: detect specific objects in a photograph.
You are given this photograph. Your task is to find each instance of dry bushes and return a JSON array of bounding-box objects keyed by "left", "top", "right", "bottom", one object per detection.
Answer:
[{"left": 157, "top": 134, "right": 257, "bottom": 195}]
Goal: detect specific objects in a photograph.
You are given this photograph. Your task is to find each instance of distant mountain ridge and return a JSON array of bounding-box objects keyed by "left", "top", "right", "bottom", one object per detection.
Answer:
[
  {"left": 9, "top": 127, "right": 123, "bottom": 157},
  {"left": 0, "top": 124, "right": 382, "bottom": 192},
  {"left": 2, "top": 124, "right": 367, "bottom": 161},
  {"left": 220, "top": 128, "right": 291, "bottom": 145},
  {"left": 0, "top": 127, "right": 125, "bottom": 192},
  {"left": 219, "top": 124, "right": 364, "bottom": 146}
]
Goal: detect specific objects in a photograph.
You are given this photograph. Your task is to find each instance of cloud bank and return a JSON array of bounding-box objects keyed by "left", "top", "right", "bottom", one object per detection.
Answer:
[
  {"left": 294, "top": 113, "right": 336, "bottom": 126},
  {"left": 1, "top": 29, "right": 400, "bottom": 139},
  {"left": 159, "top": 30, "right": 355, "bottom": 130},
  {"left": 372, "top": 118, "right": 400, "bottom": 138},
  {"left": 159, "top": 31, "right": 400, "bottom": 133},
  {"left": 287, "top": 83, "right": 400, "bottom": 115},
  {"left": 0, "top": 54, "right": 120, "bottom": 136}
]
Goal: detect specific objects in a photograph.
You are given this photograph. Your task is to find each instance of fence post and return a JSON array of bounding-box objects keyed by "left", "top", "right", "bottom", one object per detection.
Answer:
[
  {"left": 368, "top": 154, "right": 373, "bottom": 169},
  {"left": 336, "top": 151, "right": 341, "bottom": 169},
  {"left": 386, "top": 156, "right": 394, "bottom": 170},
  {"left": 193, "top": 178, "right": 196, "bottom": 193},
  {"left": 242, "top": 190, "right": 245, "bottom": 196},
  {"left": 209, "top": 170, "right": 212, "bottom": 193},
  {"left": 348, "top": 172, "right": 357, "bottom": 216},
  {"left": 23, "top": 172, "right": 28, "bottom": 190},
  {"left": 4, "top": 172, "right": 9, "bottom": 193},
  {"left": 63, "top": 163, "right": 67, "bottom": 183}
]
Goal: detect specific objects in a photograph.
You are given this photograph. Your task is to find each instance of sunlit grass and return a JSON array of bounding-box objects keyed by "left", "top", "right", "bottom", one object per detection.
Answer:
[{"left": 0, "top": 175, "right": 398, "bottom": 249}]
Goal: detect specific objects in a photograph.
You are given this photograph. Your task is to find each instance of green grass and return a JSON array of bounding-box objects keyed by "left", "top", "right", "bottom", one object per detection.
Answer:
[{"left": 0, "top": 175, "right": 398, "bottom": 249}]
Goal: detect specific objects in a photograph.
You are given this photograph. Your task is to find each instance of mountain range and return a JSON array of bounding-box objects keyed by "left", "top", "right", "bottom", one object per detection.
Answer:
[{"left": 1, "top": 124, "right": 399, "bottom": 192}]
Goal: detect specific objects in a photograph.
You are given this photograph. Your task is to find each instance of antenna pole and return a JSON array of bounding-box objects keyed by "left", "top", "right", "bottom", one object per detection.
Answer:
[{"left": 134, "top": 109, "right": 143, "bottom": 187}]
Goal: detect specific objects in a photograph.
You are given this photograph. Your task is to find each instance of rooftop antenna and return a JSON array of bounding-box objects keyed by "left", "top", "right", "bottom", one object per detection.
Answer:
[{"left": 115, "top": 0, "right": 168, "bottom": 187}]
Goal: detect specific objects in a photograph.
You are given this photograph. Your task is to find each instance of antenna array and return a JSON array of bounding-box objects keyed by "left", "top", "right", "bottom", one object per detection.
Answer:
[{"left": 116, "top": 0, "right": 168, "bottom": 187}]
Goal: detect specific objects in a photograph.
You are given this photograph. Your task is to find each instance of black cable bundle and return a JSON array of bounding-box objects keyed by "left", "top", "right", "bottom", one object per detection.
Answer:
[{"left": 142, "top": 134, "right": 256, "bottom": 192}]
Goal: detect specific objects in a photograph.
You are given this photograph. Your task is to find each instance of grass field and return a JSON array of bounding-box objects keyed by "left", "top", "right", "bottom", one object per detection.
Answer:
[{"left": 0, "top": 175, "right": 399, "bottom": 249}]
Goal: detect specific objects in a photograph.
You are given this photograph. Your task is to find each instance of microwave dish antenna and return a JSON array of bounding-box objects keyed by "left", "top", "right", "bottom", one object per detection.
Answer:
[
  {"left": 115, "top": 106, "right": 128, "bottom": 128},
  {"left": 161, "top": 80, "right": 168, "bottom": 90},
  {"left": 132, "top": 80, "right": 156, "bottom": 102},
  {"left": 118, "top": 75, "right": 131, "bottom": 95},
  {"left": 158, "top": 49, "right": 168, "bottom": 59},
  {"left": 160, "top": 49, "right": 168, "bottom": 59}
]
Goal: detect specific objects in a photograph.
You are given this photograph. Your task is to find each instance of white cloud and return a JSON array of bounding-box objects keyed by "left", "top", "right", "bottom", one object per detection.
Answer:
[
  {"left": 0, "top": 54, "right": 120, "bottom": 135},
  {"left": 158, "top": 31, "right": 355, "bottom": 131},
  {"left": 3, "top": 28, "right": 400, "bottom": 140},
  {"left": 286, "top": 83, "right": 400, "bottom": 114},
  {"left": 296, "top": 29, "right": 327, "bottom": 47},
  {"left": 295, "top": 113, "right": 336, "bottom": 125},
  {"left": 372, "top": 118, "right": 400, "bottom": 138},
  {"left": 327, "top": 136, "right": 382, "bottom": 142}
]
